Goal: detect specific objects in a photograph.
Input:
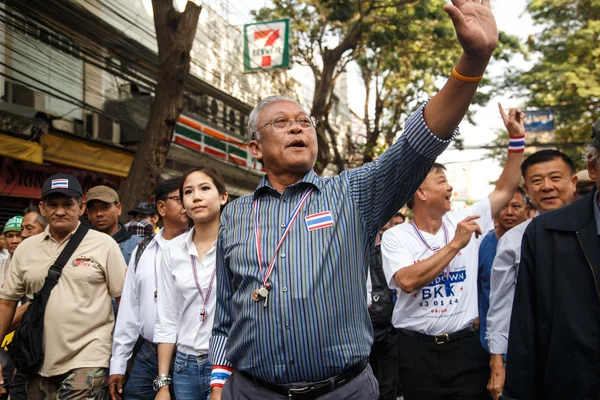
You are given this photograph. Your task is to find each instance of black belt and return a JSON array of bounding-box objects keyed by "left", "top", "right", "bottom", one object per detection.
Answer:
[
  {"left": 399, "top": 326, "right": 476, "bottom": 345},
  {"left": 240, "top": 358, "right": 368, "bottom": 399}
]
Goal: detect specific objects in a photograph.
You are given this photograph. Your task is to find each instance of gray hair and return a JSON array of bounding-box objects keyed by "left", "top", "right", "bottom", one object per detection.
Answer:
[
  {"left": 247, "top": 95, "right": 304, "bottom": 141},
  {"left": 584, "top": 143, "right": 600, "bottom": 171},
  {"left": 24, "top": 205, "right": 48, "bottom": 229}
]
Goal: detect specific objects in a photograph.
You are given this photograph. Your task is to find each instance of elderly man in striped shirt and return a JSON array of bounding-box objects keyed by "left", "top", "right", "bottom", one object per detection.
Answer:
[{"left": 209, "top": 1, "right": 500, "bottom": 398}]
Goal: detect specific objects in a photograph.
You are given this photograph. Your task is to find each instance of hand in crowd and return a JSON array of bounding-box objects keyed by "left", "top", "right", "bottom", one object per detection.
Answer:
[
  {"left": 108, "top": 374, "right": 125, "bottom": 400},
  {"left": 155, "top": 386, "right": 171, "bottom": 400},
  {"left": 498, "top": 103, "right": 526, "bottom": 138},
  {"left": 487, "top": 354, "right": 506, "bottom": 400},
  {"left": 443, "top": 0, "right": 498, "bottom": 58},
  {"left": 450, "top": 216, "right": 482, "bottom": 250}
]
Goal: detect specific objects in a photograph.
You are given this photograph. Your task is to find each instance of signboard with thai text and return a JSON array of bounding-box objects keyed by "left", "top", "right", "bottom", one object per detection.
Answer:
[{"left": 524, "top": 108, "right": 555, "bottom": 132}]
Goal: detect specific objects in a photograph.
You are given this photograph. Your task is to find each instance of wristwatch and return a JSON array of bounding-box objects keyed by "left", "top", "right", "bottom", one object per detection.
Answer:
[{"left": 153, "top": 374, "right": 172, "bottom": 391}]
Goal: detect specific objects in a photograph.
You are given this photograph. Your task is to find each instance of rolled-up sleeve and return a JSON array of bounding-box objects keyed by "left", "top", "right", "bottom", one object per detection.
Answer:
[
  {"left": 348, "top": 102, "right": 456, "bottom": 239},
  {"left": 153, "top": 243, "right": 178, "bottom": 343},
  {"left": 110, "top": 248, "right": 141, "bottom": 375}
]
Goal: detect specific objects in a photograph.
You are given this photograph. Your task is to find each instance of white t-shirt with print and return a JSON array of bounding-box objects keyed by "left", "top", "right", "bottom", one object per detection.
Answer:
[{"left": 381, "top": 198, "right": 493, "bottom": 335}]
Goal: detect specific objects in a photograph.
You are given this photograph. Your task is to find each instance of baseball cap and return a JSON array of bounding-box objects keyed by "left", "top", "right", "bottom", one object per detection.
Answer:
[
  {"left": 41, "top": 173, "right": 83, "bottom": 199},
  {"left": 3, "top": 216, "right": 24, "bottom": 234},
  {"left": 592, "top": 117, "right": 600, "bottom": 150},
  {"left": 86, "top": 185, "right": 120, "bottom": 204},
  {"left": 128, "top": 201, "right": 158, "bottom": 216}
]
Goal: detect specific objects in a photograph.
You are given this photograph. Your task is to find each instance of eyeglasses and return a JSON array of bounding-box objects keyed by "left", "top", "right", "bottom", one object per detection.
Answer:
[
  {"left": 165, "top": 195, "right": 181, "bottom": 202},
  {"left": 251, "top": 116, "right": 317, "bottom": 140}
]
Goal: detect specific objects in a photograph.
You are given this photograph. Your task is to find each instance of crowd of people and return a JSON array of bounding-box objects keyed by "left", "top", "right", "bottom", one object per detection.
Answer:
[{"left": 0, "top": 1, "right": 598, "bottom": 399}]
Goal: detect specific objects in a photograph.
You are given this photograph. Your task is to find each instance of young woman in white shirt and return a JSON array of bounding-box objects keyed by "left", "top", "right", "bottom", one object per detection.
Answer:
[{"left": 154, "top": 167, "right": 228, "bottom": 400}]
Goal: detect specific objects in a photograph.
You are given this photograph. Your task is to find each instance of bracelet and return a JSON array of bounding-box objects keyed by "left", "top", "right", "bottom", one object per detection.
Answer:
[
  {"left": 508, "top": 135, "right": 526, "bottom": 153},
  {"left": 452, "top": 66, "right": 483, "bottom": 83}
]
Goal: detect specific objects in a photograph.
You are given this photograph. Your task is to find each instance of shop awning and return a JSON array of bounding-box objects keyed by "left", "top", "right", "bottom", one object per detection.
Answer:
[
  {"left": 0, "top": 134, "right": 44, "bottom": 164},
  {"left": 41, "top": 133, "right": 133, "bottom": 177}
]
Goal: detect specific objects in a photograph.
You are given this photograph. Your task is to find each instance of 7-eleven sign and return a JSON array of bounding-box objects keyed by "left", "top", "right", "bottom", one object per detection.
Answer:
[{"left": 244, "top": 19, "right": 290, "bottom": 72}]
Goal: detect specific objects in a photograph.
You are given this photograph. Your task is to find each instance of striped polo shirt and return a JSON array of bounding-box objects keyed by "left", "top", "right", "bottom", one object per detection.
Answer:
[{"left": 210, "top": 103, "right": 454, "bottom": 385}]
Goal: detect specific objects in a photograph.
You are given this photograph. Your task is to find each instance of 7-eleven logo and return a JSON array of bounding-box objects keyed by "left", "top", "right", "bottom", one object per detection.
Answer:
[
  {"left": 244, "top": 19, "right": 289, "bottom": 71},
  {"left": 254, "top": 29, "right": 280, "bottom": 67}
]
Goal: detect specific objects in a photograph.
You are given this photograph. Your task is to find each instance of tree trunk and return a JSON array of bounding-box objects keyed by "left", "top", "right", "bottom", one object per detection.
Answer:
[
  {"left": 119, "top": 0, "right": 202, "bottom": 216},
  {"left": 311, "top": 22, "right": 363, "bottom": 174}
]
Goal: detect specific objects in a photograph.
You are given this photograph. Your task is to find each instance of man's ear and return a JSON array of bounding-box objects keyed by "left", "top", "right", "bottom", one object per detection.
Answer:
[{"left": 249, "top": 140, "right": 263, "bottom": 162}]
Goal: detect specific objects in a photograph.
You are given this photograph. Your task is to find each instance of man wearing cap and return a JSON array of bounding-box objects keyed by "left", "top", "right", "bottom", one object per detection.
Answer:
[
  {"left": 0, "top": 173, "right": 127, "bottom": 399},
  {"left": 0, "top": 216, "right": 24, "bottom": 399},
  {"left": 1, "top": 217, "right": 23, "bottom": 260},
  {"left": 505, "top": 118, "right": 600, "bottom": 399},
  {"left": 126, "top": 202, "right": 159, "bottom": 233},
  {"left": 86, "top": 185, "right": 143, "bottom": 265}
]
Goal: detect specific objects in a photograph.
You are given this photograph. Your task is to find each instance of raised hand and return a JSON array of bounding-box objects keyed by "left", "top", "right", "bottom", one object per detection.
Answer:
[
  {"left": 450, "top": 215, "right": 482, "bottom": 250},
  {"left": 443, "top": 0, "right": 498, "bottom": 58},
  {"left": 498, "top": 103, "right": 525, "bottom": 138}
]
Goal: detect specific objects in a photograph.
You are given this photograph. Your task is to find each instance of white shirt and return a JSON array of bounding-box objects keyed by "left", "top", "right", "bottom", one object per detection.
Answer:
[
  {"left": 486, "top": 218, "right": 533, "bottom": 355},
  {"left": 109, "top": 229, "right": 166, "bottom": 375},
  {"left": 0, "top": 250, "right": 10, "bottom": 290},
  {"left": 382, "top": 198, "right": 493, "bottom": 335},
  {"left": 154, "top": 229, "right": 216, "bottom": 356}
]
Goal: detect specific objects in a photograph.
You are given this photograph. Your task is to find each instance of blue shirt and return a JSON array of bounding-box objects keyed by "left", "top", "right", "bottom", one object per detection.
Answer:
[
  {"left": 478, "top": 230, "right": 499, "bottom": 352},
  {"left": 210, "top": 104, "right": 454, "bottom": 384}
]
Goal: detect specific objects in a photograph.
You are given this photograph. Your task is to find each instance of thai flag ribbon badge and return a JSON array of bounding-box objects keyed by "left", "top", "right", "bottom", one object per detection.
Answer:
[{"left": 305, "top": 211, "right": 334, "bottom": 231}]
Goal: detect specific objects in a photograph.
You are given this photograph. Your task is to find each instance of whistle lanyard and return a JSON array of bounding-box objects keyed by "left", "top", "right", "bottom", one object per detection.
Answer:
[
  {"left": 191, "top": 255, "right": 217, "bottom": 322},
  {"left": 412, "top": 221, "right": 451, "bottom": 282},
  {"left": 254, "top": 188, "right": 313, "bottom": 285}
]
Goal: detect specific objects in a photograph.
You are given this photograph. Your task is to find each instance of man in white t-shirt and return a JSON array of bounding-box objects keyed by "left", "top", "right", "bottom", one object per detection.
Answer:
[{"left": 381, "top": 105, "right": 526, "bottom": 399}]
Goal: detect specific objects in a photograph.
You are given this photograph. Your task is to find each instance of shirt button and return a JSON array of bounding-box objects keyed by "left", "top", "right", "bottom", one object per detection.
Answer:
[
  {"left": 282, "top": 286, "right": 288, "bottom": 292},
  {"left": 281, "top": 253, "right": 286, "bottom": 258},
  {"left": 285, "top": 322, "right": 290, "bottom": 329},
  {"left": 281, "top": 223, "right": 285, "bottom": 228}
]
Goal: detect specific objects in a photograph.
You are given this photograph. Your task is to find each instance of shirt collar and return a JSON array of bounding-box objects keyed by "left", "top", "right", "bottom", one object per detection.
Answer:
[
  {"left": 183, "top": 228, "right": 217, "bottom": 258},
  {"left": 253, "top": 169, "right": 322, "bottom": 199},
  {"left": 150, "top": 228, "right": 166, "bottom": 250},
  {"left": 43, "top": 221, "right": 81, "bottom": 244}
]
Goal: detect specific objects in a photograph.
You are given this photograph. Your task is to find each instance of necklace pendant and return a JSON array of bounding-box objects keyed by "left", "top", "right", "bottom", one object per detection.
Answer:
[
  {"left": 154, "top": 290, "right": 157, "bottom": 302},
  {"left": 251, "top": 289, "right": 261, "bottom": 302}
]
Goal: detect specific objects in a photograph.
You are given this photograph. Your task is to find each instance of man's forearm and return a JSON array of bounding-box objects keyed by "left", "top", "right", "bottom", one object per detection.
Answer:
[
  {"left": 424, "top": 53, "right": 491, "bottom": 138},
  {"left": 394, "top": 242, "right": 462, "bottom": 293},
  {"left": 0, "top": 299, "right": 19, "bottom": 341}
]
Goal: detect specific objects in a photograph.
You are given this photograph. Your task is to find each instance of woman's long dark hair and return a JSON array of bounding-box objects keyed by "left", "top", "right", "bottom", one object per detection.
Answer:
[{"left": 179, "top": 167, "right": 229, "bottom": 227}]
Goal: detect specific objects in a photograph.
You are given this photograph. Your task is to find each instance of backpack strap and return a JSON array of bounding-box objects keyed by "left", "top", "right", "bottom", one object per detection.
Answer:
[{"left": 134, "top": 237, "right": 153, "bottom": 272}]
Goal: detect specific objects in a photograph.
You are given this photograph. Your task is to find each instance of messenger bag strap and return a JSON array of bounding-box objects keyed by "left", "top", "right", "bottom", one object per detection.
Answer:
[{"left": 43, "top": 224, "right": 89, "bottom": 289}]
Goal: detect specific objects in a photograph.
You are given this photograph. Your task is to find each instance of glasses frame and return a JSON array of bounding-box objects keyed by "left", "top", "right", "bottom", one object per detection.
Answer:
[{"left": 251, "top": 116, "right": 318, "bottom": 140}]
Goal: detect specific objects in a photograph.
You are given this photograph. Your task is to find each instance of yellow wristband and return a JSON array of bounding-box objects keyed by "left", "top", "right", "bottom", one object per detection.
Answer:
[{"left": 452, "top": 66, "right": 483, "bottom": 83}]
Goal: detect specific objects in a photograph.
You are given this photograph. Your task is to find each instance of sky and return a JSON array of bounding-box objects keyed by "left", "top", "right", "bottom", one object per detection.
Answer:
[{"left": 224, "top": 0, "right": 536, "bottom": 200}]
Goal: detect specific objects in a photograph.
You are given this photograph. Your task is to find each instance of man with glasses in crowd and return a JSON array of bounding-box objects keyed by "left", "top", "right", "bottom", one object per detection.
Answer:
[
  {"left": 109, "top": 178, "right": 189, "bottom": 400},
  {"left": 209, "top": 1, "right": 500, "bottom": 398}
]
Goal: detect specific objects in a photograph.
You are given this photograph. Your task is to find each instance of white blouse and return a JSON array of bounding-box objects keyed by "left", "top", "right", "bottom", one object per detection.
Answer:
[{"left": 154, "top": 229, "right": 217, "bottom": 356}]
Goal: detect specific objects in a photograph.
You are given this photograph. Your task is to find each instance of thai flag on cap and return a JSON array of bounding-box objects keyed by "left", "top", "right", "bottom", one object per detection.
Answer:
[
  {"left": 305, "top": 211, "right": 334, "bottom": 231},
  {"left": 51, "top": 179, "right": 69, "bottom": 189}
]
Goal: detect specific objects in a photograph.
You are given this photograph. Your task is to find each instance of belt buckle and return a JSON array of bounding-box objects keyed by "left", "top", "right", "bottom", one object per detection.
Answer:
[
  {"left": 288, "top": 386, "right": 310, "bottom": 398},
  {"left": 434, "top": 333, "right": 449, "bottom": 345}
]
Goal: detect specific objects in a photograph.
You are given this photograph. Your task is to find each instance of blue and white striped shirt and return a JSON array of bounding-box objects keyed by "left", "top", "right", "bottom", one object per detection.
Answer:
[{"left": 210, "top": 103, "right": 454, "bottom": 384}]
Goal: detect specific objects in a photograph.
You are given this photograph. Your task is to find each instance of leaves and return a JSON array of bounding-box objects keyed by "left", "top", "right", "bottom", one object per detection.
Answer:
[{"left": 493, "top": 0, "right": 600, "bottom": 169}]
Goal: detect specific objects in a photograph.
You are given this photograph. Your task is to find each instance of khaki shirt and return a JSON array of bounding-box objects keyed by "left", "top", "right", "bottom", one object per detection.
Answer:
[{"left": 0, "top": 224, "right": 126, "bottom": 376}]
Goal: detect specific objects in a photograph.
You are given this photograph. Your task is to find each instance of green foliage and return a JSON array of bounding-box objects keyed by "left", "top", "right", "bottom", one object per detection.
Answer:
[
  {"left": 358, "top": 0, "right": 523, "bottom": 161},
  {"left": 494, "top": 0, "right": 600, "bottom": 170}
]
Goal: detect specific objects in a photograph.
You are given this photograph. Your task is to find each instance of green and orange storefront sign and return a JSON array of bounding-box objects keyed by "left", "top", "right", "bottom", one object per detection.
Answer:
[{"left": 174, "top": 115, "right": 264, "bottom": 172}]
